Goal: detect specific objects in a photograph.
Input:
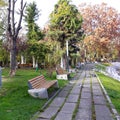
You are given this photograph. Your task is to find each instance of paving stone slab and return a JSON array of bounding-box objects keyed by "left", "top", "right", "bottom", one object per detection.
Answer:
[
  {"left": 92, "top": 79, "right": 98, "bottom": 82},
  {"left": 75, "top": 117, "right": 92, "bottom": 120},
  {"left": 86, "top": 75, "right": 91, "bottom": 78},
  {"left": 37, "top": 118, "right": 50, "bottom": 120},
  {"left": 95, "top": 105, "right": 113, "bottom": 120},
  {"left": 73, "top": 85, "right": 82, "bottom": 89},
  {"left": 76, "top": 79, "right": 83, "bottom": 83},
  {"left": 92, "top": 77, "right": 98, "bottom": 80},
  {"left": 117, "top": 116, "right": 120, "bottom": 119},
  {"left": 60, "top": 102, "right": 76, "bottom": 114},
  {"left": 80, "top": 73, "right": 85, "bottom": 76},
  {"left": 93, "top": 89, "right": 103, "bottom": 96},
  {"left": 92, "top": 85, "right": 101, "bottom": 89},
  {"left": 50, "top": 97, "right": 65, "bottom": 107},
  {"left": 92, "top": 87, "right": 102, "bottom": 91},
  {"left": 66, "top": 94, "right": 79, "bottom": 103},
  {"left": 84, "top": 81, "right": 90, "bottom": 84},
  {"left": 85, "top": 78, "right": 90, "bottom": 81},
  {"left": 62, "top": 85, "right": 73, "bottom": 91},
  {"left": 79, "top": 77, "right": 85, "bottom": 80},
  {"left": 39, "top": 106, "right": 59, "bottom": 119},
  {"left": 76, "top": 82, "right": 82, "bottom": 86},
  {"left": 70, "top": 86, "right": 81, "bottom": 94},
  {"left": 83, "top": 85, "right": 90, "bottom": 88},
  {"left": 55, "top": 112, "right": 73, "bottom": 120},
  {"left": 84, "top": 81, "right": 91, "bottom": 85},
  {"left": 92, "top": 81, "right": 99, "bottom": 84},
  {"left": 75, "top": 108, "right": 92, "bottom": 120},
  {"left": 93, "top": 95, "right": 106, "bottom": 105},
  {"left": 93, "top": 91, "right": 104, "bottom": 96},
  {"left": 92, "top": 86, "right": 101, "bottom": 90},
  {"left": 57, "top": 90, "right": 69, "bottom": 97},
  {"left": 81, "top": 92, "right": 91, "bottom": 99},
  {"left": 79, "top": 98, "right": 92, "bottom": 109},
  {"left": 82, "top": 88, "right": 91, "bottom": 93},
  {"left": 92, "top": 82, "right": 99, "bottom": 85}
]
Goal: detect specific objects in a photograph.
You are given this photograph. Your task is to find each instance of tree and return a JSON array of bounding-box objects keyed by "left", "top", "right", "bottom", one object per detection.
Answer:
[
  {"left": 0, "top": 0, "right": 7, "bottom": 6},
  {"left": 79, "top": 3, "right": 120, "bottom": 61},
  {"left": 24, "top": 1, "right": 43, "bottom": 68},
  {"left": 0, "top": 0, "right": 8, "bottom": 66},
  {"left": 0, "top": 0, "right": 7, "bottom": 37},
  {"left": 7, "top": 0, "right": 26, "bottom": 76},
  {"left": 48, "top": 0, "right": 84, "bottom": 67},
  {"left": 24, "top": 1, "right": 43, "bottom": 41}
]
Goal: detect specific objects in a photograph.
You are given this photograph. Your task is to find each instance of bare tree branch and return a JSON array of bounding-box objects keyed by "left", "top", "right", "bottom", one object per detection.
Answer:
[
  {"left": 6, "top": 0, "right": 26, "bottom": 76},
  {"left": 15, "top": 0, "right": 26, "bottom": 39},
  {"left": 7, "top": 0, "right": 12, "bottom": 36},
  {"left": 12, "top": 0, "right": 15, "bottom": 35}
]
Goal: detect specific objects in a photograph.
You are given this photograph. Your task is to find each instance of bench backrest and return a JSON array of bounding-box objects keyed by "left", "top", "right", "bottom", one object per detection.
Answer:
[
  {"left": 56, "top": 67, "right": 67, "bottom": 75},
  {"left": 28, "top": 75, "right": 46, "bottom": 89}
]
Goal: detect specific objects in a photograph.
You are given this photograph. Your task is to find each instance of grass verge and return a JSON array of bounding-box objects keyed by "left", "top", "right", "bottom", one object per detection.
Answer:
[
  {"left": 96, "top": 72, "right": 120, "bottom": 114},
  {"left": 0, "top": 68, "right": 68, "bottom": 120}
]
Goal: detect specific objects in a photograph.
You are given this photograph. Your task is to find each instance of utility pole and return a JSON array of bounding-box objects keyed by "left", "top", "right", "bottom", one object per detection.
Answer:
[{"left": 66, "top": 40, "right": 69, "bottom": 72}]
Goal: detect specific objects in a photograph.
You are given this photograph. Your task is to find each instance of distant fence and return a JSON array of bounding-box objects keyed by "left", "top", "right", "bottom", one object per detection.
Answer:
[{"left": 0, "top": 66, "right": 2, "bottom": 88}]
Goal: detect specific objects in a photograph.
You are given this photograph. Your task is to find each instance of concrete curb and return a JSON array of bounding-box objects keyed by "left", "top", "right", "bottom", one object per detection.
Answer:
[
  {"left": 95, "top": 72, "right": 120, "bottom": 120},
  {"left": 41, "top": 88, "right": 62, "bottom": 110},
  {"left": 30, "top": 88, "right": 62, "bottom": 120}
]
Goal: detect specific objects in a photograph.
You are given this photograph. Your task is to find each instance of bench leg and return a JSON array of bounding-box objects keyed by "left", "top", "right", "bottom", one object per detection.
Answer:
[
  {"left": 53, "top": 81, "right": 59, "bottom": 88},
  {"left": 57, "top": 74, "right": 68, "bottom": 80},
  {"left": 38, "top": 88, "right": 48, "bottom": 99}
]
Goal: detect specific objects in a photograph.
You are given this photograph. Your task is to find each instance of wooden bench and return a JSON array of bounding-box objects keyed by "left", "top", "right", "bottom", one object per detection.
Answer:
[
  {"left": 18, "top": 63, "right": 33, "bottom": 68},
  {"left": 56, "top": 67, "right": 70, "bottom": 80},
  {"left": 28, "top": 75, "right": 59, "bottom": 98}
]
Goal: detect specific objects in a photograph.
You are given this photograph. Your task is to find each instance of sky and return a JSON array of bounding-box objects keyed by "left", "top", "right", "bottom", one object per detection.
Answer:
[{"left": 16, "top": 0, "right": 120, "bottom": 29}]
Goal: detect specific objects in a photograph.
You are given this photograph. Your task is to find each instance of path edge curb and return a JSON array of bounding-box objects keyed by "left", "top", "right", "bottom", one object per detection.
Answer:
[{"left": 95, "top": 71, "right": 120, "bottom": 120}]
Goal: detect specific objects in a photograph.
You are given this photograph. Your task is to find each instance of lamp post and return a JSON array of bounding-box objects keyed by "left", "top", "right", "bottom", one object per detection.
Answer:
[{"left": 66, "top": 40, "right": 69, "bottom": 72}]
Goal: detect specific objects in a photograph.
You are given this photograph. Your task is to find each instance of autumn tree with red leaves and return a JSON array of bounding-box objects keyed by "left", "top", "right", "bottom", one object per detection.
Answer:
[{"left": 79, "top": 3, "right": 120, "bottom": 62}]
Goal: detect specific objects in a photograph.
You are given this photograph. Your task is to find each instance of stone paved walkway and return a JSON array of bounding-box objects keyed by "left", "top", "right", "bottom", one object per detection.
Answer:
[{"left": 36, "top": 64, "right": 118, "bottom": 120}]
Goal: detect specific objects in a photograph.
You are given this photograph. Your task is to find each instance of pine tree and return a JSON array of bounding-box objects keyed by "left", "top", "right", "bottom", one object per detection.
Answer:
[
  {"left": 24, "top": 1, "right": 42, "bottom": 41},
  {"left": 49, "top": 0, "right": 84, "bottom": 50},
  {"left": 48, "top": 0, "right": 84, "bottom": 68}
]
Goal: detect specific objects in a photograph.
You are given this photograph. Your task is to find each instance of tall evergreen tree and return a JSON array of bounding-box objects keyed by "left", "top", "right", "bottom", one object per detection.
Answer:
[
  {"left": 24, "top": 1, "right": 42, "bottom": 41},
  {"left": 48, "top": 0, "right": 84, "bottom": 68},
  {"left": 0, "top": 0, "right": 7, "bottom": 6},
  {"left": 24, "top": 1, "right": 43, "bottom": 68},
  {"left": 48, "top": 0, "right": 84, "bottom": 50}
]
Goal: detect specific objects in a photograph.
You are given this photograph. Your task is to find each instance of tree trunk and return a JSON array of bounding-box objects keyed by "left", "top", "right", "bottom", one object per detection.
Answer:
[
  {"left": 9, "top": 39, "right": 16, "bottom": 76},
  {"left": 60, "top": 57, "right": 64, "bottom": 68},
  {"left": 32, "top": 56, "right": 36, "bottom": 68},
  {"left": 21, "top": 55, "right": 24, "bottom": 64},
  {"left": 7, "top": 0, "right": 26, "bottom": 76}
]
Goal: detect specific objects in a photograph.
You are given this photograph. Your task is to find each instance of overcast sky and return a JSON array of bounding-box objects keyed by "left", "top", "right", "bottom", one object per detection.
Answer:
[{"left": 16, "top": 0, "right": 120, "bottom": 28}]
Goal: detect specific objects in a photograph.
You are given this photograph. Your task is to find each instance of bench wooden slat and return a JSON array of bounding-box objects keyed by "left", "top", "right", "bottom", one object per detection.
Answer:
[
  {"left": 28, "top": 75, "right": 58, "bottom": 89},
  {"left": 56, "top": 67, "right": 69, "bottom": 75}
]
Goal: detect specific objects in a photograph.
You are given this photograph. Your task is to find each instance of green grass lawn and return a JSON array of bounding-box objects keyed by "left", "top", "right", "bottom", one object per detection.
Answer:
[
  {"left": 95, "top": 64, "right": 106, "bottom": 71},
  {"left": 96, "top": 72, "right": 120, "bottom": 114},
  {"left": 0, "top": 68, "right": 68, "bottom": 120}
]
